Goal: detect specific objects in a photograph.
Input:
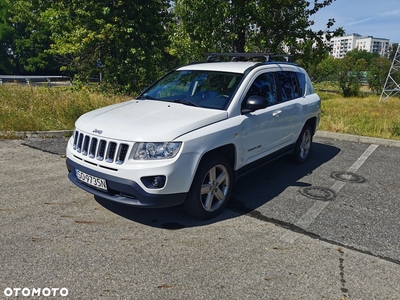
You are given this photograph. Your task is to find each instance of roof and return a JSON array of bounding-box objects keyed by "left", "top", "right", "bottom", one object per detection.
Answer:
[
  {"left": 177, "top": 61, "right": 302, "bottom": 74},
  {"left": 177, "top": 62, "right": 259, "bottom": 74},
  {"left": 177, "top": 53, "right": 296, "bottom": 74}
]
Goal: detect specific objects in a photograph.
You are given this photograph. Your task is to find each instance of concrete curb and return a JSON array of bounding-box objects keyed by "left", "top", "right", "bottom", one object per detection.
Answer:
[
  {"left": 2, "top": 129, "right": 400, "bottom": 148},
  {"left": 1, "top": 130, "right": 73, "bottom": 139},
  {"left": 314, "top": 131, "right": 400, "bottom": 148}
]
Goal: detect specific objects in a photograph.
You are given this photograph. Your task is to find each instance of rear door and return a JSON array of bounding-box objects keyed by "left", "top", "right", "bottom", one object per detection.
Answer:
[
  {"left": 274, "top": 71, "right": 305, "bottom": 144},
  {"left": 240, "top": 69, "right": 305, "bottom": 165}
]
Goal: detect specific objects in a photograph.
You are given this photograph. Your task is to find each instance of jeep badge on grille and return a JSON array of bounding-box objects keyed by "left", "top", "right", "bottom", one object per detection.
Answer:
[{"left": 93, "top": 129, "right": 103, "bottom": 135}]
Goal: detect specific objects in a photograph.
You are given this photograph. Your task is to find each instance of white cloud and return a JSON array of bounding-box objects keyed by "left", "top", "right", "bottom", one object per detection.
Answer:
[
  {"left": 346, "top": 17, "right": 375, "bottom": 26},
  {"left": 379, "top": 9, "right": 400, "bottom": 17}
]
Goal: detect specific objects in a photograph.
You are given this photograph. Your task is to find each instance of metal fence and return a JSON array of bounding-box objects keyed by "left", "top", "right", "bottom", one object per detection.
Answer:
[{"left": 0, "top": 75, "right": 72, "bottom": 86}]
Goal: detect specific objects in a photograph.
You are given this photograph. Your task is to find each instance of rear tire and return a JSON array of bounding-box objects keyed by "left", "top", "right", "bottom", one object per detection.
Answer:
[
  {"left": 184, "top": 154, "right": 233, "bottom": 219},
  {"left": 292, "top": 124, "right": 313, "bottom": 164}
]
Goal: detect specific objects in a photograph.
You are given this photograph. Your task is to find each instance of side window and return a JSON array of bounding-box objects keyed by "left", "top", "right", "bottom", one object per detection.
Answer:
[
  {"left": 245, "top": 72, "right": 277, "bottom": 106},
  {"left": 296, "top": 72, "right": 306, "bottom": 96},
  {"left": 277, "top": 71, "right": 301, "bottom": 101},
  {"left": 305, "top": 73, "right": 315, "bottom": 95},
  {"left": 296, "top": 72, "right": 315, "bottom": 96}
]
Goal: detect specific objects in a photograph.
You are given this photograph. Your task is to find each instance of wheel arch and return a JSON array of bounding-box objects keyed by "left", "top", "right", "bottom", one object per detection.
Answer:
[
  {"left": 199, "top": 144, "right": 237, "bottom": 171},
  {"left": 304, "top": 117, "right": 317, "bottom": 135},
  {"left": 184, "top": 144, "right": 236, "bottom": 219}
]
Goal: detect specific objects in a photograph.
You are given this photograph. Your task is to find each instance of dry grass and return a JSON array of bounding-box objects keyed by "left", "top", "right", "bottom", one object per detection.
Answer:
[
  {"left": 0, "top": 85, "right": 130, "bottom": 134},
  {"left": 1, "top": 85, "right": 400, "bottom": 141},
  {"left": 319, "top": 92, "right": 400, "bottom": 140}
]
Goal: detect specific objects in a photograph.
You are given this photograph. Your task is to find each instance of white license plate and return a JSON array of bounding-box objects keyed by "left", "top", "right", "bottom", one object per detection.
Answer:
[{"left": 75, "top": 169, "right": 107, "bottom": 191}]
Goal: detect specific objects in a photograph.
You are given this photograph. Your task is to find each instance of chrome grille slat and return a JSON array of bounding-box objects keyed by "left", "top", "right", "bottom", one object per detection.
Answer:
[
  {"left": 82, "top": 136, "right": 90, "bottom": 156},
  {"left": 89, "top": 138, "right": 98, "bottom": 158},
  {"left": 72, "top": 130, "right": 129, "bottom": 165},
  {"left": 106, "top": 142, "right": 117, "bottom": 163},
  {"left": 97, "top": 140, "right": 107, "bottom": 161},
  {"left": 116, "top": 144, "right": 129, "bottom": 164},
  {"left": 77, "top": 133, "right": 84, "bottom": 153},
  {"left": 73, "top": 131, "right": 79, "bottom": 150}
]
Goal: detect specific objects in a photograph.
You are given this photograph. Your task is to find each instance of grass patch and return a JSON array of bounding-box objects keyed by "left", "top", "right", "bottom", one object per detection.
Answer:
[
  {"left": 1, "top": 85, "right": 400, "bottom": 141},
  {"left": 0, "top": 85, "right": 130, "bottom": 134},
  {"left": 320, "top": 93, "right": 400, "bottom": 140}
]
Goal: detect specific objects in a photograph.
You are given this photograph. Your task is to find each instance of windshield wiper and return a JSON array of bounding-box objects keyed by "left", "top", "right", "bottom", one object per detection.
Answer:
[
  {"left": 137, "top": 95, "right": 159, "bottom": 100},
  {"left": 172, "top": 99, "right": 200, "bottom": 107},
  {"left": 139, "top": 96, "right": 200, "bottom": 107}
]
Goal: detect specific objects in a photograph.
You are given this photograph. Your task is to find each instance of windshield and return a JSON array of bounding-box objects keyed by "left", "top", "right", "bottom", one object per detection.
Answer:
[{"left": 139, "top": 70, "right": 243, "bottom": 110}]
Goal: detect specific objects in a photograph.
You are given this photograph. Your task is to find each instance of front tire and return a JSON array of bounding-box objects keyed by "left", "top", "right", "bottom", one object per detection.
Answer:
[
  {"left": 292, "top": 124, "right": 313, "bottom": 164},
  {"left": 184, "top": 154, "right": 233, "bottom": 219}
]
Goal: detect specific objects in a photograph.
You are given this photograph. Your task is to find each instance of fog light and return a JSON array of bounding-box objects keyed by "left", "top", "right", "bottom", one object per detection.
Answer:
[
  {"left": 152, "top": 176, "right": 166, "bottom": 188},
  {"left": 141, "top": 175, "right": 166, "bottom": 189}
]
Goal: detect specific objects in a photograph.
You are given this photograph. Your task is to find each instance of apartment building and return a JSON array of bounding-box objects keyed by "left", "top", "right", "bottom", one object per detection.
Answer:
[{"left": 329, "top": 33, "right": 390, "bottom": 58}]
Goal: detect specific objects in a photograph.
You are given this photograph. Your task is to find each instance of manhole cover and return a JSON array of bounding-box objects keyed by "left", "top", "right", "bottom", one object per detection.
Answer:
[
  {"left": 299, "top": 186, "right": 336, "bottom": 201},
  {"left": 331, "top": 171, "right": 366, "bottom": 183}
]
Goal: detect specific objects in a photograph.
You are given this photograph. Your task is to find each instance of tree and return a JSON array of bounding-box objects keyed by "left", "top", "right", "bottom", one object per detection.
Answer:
[
  {"left": 389, "top": 43, "right": 398, "bottom": 61},
  {"left": 42, "top": 0, "right": 172, "bottom": 93},
  {"left": 334, "top": 49, "right": 386, "bottom": 96},
  {"left": 170, "top": 0, "right": 343, "bottom": 65},
  {"left": 0, "top": 0, "right": 15, "bottom": 73},
  {"left": 315, "top": 55, "right": 338, "bottom": 83},
  {"left": 337, "top": 56, "right": 367, "bottom": 97},
  {"left": 5, "top": 0, "right": 58, "bottom": 74},
  {"left": 367, "top": 57, "right": 392, "bottom": 94},
  {"left": 346, "top": 48, "right": 379, "bottom": 65},
  {"left": 169, "top": 0, "right": 235, "bottom": 63}
]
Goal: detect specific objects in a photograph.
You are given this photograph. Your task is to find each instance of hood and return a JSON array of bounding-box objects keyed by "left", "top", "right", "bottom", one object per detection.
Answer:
[{"left": 75, "top": 99, "right": 227, "bottom": 141}]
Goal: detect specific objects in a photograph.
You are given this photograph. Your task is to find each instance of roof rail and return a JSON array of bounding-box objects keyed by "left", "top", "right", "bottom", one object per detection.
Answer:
[{"left": 205, "top": 53, "right": 292, "bottom": 63}]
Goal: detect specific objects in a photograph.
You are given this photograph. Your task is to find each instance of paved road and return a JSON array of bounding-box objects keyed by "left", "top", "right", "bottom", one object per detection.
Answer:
[{"left": 1, "top": 134, "right": 399, "bottom": 299}]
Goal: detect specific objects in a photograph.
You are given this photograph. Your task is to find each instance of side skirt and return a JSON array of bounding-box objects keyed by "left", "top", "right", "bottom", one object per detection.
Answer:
[{"left": 234, "top": 144, "right": 295, "bottom": 181}]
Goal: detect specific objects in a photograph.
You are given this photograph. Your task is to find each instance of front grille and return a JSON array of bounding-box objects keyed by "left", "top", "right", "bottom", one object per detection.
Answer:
[{"left": 72, "top": 130, "right": 130, "bottom": 165}]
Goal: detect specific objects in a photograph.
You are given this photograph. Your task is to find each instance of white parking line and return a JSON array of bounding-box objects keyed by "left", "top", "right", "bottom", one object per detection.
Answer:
[{"left": 281, "top": 144, "right": 379, "bottom": 244}]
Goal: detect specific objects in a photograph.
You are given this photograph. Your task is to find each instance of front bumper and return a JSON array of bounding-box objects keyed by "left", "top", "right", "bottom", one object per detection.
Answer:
[{"left": 66, "top": 158, "right": 187, "bottom": 208}]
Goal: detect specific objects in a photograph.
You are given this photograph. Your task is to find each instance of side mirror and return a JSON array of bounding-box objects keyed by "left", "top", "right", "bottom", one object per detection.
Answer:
[{"left": 242, "top": 95, "right": 268, "bottom": 114}]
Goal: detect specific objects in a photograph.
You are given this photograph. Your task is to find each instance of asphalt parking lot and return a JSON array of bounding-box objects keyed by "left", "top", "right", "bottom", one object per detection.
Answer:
[{"left": 1, "top": 132, "right": 399, "bottom": 299}]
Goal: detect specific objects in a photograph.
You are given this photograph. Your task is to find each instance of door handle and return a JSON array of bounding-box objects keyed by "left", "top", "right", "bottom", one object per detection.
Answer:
[{"left": 272, "top": 110, "right": 282, "bottom": 117}]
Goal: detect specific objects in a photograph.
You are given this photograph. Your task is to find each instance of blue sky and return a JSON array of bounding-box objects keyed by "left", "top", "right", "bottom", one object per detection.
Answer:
[{"left": 310, "top": 0, "right": 400, "bottom": 43}]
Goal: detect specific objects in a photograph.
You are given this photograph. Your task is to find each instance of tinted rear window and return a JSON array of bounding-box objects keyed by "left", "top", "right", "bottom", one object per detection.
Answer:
[{"left": 277, "top": 71, "right": 301, "bottom": 101}]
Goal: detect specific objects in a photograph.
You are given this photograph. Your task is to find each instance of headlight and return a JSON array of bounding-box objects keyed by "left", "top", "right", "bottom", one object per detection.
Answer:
[{"left": 133, "top": 142, "right": 181, "bottom": 160}]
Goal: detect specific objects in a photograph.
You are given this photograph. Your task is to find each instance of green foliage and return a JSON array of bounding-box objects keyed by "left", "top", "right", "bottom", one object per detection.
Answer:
[
  {"left": 337, "top": 56, "right": 367, "bottom": 97},
  {"left": 389, "top": 43, "right": 398, "bottom": 61},
  {"left": 367, "top": 57, "right": 392, "bottom": 94},
  {"left": 320, "top": 94, "right": 400, "bottom": 140},
  {"left": 2, "top": 87, "right": 400, "bottom": 141},
  {"left": 314, "top": 49, "right": 393, "bottom": 97},
  {"left": 1, "top": 0, "right": 175, "bottom": 93},
  {"left": 0, "top": 85, "right": 129, "bottom": 132},
  {"left": 170, "top": 0, "right": 343, "bottom": 64},
  {"left": 42, "top": 0, "right": 173, "bottom": 93},
  {"left": 315, "top": 56, "right": 338, "bottom": 83},
  {"left": 390, "top": 118, "right": 400, "bottom": 137},
  {"left": 4, "top": 0, "right": 58, "bottom": 74},
  {"left": 346, "top": 48, "right": 379, "bottom": 65},
  {"left": 0, "top": 0, "right": 15, "bottom": 73},
  {"left": 6, "top": 0, "right": 392, "bottom": 97},
  {"left": 168, "top": 0, "right": 232, "bottom": 63},
  {"left": 314, "top": 54, "right": 365, "bottom": 97}
]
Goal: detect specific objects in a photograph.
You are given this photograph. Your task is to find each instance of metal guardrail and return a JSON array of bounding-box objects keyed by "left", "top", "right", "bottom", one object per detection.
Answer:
[
  {"left": 316, "top": 88, "right": 377, "bottom": 96},
  {"left": 0, "top": 75, "right": 72, "bottom": 86}
]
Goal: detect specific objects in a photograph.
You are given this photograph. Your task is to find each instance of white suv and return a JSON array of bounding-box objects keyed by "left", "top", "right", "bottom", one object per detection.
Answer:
[{"left": 66, "top": 53, "right": 321, "bottom": 219}]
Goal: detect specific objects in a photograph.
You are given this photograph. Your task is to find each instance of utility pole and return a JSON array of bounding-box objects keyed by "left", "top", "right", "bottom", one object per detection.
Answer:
[{"left": 380, "top": 45, "right": 400, "bottom": 101}]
